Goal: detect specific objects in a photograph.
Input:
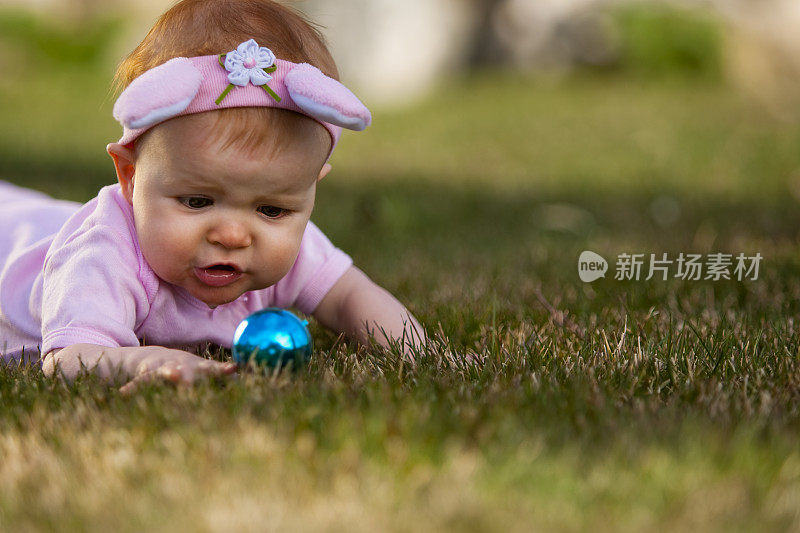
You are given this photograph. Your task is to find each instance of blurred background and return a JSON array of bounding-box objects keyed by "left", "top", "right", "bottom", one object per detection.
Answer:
[
  {"left": 1, "top": 0, "right": 799, "bottom": 195},
  {"left": 3, "top": 0, "right": 800, "bottom": 108}
]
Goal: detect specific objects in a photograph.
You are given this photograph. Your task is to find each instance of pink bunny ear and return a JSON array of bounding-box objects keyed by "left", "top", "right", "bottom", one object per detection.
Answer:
[
  {"left": 285, "top": 64, "right": 371, "bottom": 131},
  {"left": 113, "top": 57, "right": 203, "bottom": 130}
]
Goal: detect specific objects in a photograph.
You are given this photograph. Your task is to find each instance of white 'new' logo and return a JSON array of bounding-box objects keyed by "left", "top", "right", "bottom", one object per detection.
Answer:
[{"left": 578, "top": 251, "right": 608, "bottom": 282}]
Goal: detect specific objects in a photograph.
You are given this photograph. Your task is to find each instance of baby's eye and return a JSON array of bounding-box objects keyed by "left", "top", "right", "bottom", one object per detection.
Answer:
[
  {"left": 181, "top": 197, "right": 213, "bottom": 209},
  {"left": 258, "top": 205, "right": 285, "bottom": 219}
]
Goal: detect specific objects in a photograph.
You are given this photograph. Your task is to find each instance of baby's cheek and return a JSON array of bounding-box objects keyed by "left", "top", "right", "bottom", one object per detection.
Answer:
[
  {"left": 265, "top": 238, "right": 302, "bottom": 279},
  {"left": 139, "top": 219, "right": 190, "bottom": 273}
]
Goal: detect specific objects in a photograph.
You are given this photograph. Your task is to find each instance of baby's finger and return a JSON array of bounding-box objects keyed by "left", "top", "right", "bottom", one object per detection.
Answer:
[
  {"left": 159, "top": 361, "right": 236, "bottom": 384},
  {"left": 212, "top": 361, "right": 239, "bottom": 375},
  {"left": 193, "top": 359, "right": 238, "bottom": 374},
  {"left": 119, "top": 366, "right": 177, "bottom": 395}
]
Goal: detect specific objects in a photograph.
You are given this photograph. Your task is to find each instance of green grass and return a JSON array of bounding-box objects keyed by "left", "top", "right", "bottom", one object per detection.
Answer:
[{"left": 2, "top": 43, "right": 800, "bottom": 531}]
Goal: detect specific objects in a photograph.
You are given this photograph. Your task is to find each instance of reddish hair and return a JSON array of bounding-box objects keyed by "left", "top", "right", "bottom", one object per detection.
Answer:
[{"left": 113, "top": 0, "right": 338, "bottom": 158}]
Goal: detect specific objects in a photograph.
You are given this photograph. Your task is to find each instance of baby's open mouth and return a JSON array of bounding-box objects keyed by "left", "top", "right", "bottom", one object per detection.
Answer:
[
  {"left": 207, "top": 264, "right": 236, "bottom": 272},
  {"left": 195, "top": 264, "right": 243, "bottom": 287}
]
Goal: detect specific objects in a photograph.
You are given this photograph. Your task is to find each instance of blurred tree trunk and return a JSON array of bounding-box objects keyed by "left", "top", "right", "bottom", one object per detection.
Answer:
[{"left": 466, "top": 0, "right": 507, "bottom": 67}]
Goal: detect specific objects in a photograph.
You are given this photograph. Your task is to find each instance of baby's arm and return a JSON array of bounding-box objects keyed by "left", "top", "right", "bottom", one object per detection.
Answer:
[
  {"left": 312, "top": 266, "right": 426, "bottom": 359},
  {"left": 43, "top": 344, "right": 236, "bottom": 392}
]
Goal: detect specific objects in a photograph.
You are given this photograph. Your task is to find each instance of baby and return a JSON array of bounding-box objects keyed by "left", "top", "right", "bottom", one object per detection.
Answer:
[{"left": 0, "top": 0, "right": 425, "bottom": 390}]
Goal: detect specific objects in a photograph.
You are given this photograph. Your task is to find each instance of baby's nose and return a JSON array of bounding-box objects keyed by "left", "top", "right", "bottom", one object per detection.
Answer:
[{"left": 208, "top": 220, "right": 252, "bottom": 248}]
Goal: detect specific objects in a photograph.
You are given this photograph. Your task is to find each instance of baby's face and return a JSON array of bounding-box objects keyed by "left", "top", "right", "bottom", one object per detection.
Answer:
[{"left": 122, "top": 113, "right": 330, "bottom": 308}]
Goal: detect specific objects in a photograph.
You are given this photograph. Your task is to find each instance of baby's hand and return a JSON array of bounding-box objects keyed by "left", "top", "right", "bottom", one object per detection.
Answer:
[
  {"left": 118, "top": 346, "right": 238, "bottom": 394},
  {"left": 43, "top": 344, "right": 237, "bottom": 393}
]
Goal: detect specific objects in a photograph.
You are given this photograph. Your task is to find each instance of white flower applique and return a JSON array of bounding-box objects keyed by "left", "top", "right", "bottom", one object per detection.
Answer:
[{"left": 215, "top": 39, "right": 281, "bottom": 105}]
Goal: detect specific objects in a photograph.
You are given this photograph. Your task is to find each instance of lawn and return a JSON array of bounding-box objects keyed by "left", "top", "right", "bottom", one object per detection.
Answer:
[{"left": 2, "top": 34, "right": 800, "bottom": 532}]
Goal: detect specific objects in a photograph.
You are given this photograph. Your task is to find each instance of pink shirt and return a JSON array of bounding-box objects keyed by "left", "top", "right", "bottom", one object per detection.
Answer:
[{"left": 0, "top": 181, "right": 352, "bottom": 362}]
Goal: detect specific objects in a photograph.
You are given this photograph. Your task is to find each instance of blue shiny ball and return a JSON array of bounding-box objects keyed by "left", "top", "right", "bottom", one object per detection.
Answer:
[{"left": 232, "top": 308, "right": 313, "bottom": 368}]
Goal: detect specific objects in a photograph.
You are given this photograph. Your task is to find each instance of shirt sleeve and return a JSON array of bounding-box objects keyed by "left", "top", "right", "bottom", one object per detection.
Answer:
[
  {"left": 40, "top": 195, "right": 150, "bottom": 354},
  {"left": 272, "top": 220, "right": 353, "bottom": 315}
]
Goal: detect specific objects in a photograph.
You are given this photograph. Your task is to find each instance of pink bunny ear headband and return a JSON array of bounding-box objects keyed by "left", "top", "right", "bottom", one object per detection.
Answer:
[{"left": 113, "top": 39, "right": 372, "bottom": 158}]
